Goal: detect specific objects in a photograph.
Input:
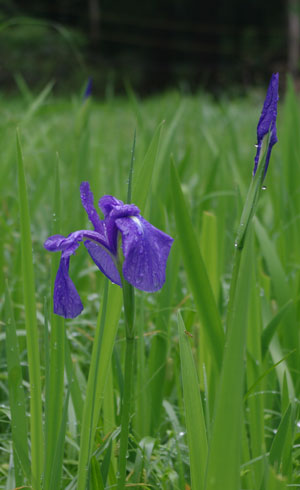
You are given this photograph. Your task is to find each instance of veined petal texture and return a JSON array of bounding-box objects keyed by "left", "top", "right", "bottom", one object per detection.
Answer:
[
  {"left": 116, "top": 215, "right": 173, "bottom": 292},
  {"left": 54, "top": 257, "right": 83, "bottom": 319}
]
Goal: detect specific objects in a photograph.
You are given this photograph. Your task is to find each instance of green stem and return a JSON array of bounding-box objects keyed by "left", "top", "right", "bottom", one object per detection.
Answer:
[
  {"left": 226, "top": 247, "right": 242, "bottom": 330},
  {"left": 117, "top": 336, "right": 135, "bottom": 489},
  {"left": 228, "top": 133, "right": 272, "bottom": 328},
  {"left": 117, "top": 276, "right": 135, "bottom": 489}
]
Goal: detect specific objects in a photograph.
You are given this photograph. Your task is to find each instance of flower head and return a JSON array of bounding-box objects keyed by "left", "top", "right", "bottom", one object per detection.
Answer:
[
  {"left": 44, "top": 182, "right": 173, "bottom": 319},
  {"left": 253, "top": 72, "right": 279, "bottom": 178},
  {"left": 83, "top": 77, "right": 93, "bottom": 100}
]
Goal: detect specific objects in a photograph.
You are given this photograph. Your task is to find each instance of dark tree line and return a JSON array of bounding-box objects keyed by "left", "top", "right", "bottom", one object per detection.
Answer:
[{"left": 0, "top": 0, "right": 295, "bottom": 94}]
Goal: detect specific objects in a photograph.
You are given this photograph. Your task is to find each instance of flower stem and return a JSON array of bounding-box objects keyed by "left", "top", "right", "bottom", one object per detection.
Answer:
[
  {"left": 117, "top": 335, "right": 135, "bottom": 489},
  {"left": 226, "top": 246, "right": 242, "bottom": 329},
  {"left": 117, "top": 278, "right": 135, "bottom": 489}
]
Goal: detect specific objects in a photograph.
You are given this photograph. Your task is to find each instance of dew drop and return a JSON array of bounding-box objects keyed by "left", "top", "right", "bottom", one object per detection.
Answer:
[{"left": 262, "top": 185, "right": 267, "bottom": 190}]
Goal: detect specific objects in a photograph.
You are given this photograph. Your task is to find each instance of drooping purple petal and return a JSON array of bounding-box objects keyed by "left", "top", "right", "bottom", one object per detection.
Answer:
[
  {"left": 253, "top": 73, "right": 279, "bottom": 177},
  {"left": 80, "top": 182, "right": 104, "bottom": 233},
  {"left": 84, "top": 240, "right": 122, "bottom": 286},
  {"left": 115, "top": 215, "right": 173, "bottom": 292},
  {"left": 53, "top": 257, "right": 83, "bottom": 319},
  {"left": 44, "top": 229, "right": 109, "bottom": 255},
  {"left": 44, "top": 234, "right": 67, "bottom": 251}
]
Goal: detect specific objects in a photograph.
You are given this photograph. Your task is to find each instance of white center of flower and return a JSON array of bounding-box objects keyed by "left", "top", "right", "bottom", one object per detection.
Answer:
[{"left": 130, "top": 216, "right": 143, "bottom": 233}]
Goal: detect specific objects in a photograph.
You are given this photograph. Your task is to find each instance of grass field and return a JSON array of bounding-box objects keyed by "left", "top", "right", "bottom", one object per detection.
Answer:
[{"left": 1, "top": 78, "right": 300, "bottom": 489}]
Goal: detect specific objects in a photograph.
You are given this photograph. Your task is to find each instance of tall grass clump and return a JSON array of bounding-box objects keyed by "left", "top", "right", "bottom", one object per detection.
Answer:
[{"left": 0, "top": 75, "right": 299, "bottom": 490}]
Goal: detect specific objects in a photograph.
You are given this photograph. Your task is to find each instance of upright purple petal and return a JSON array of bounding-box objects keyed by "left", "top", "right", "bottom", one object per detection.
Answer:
[
  {"left": 44, "top": 229, "right": 110, "bottom": 255},
  {"left": 115, "top": 215, "right": 173, "bottom": 292},
  {"left": 98, "top": 195, "right": 124, "bottom": 217},
  {"left": 80, "top": 182, "right": 104, "bottom": 233},
  {"left": 84, "top": 240, "right": 122, "bottom": 286},
  {"left": 54, "top": 257, "right": 83, "bottom": 319},
  {"left": 100, "top": 198, "right": 140, "bottom": 253},
  {"left": 253, "top": 73, "right": 279, "bottom": 176}
]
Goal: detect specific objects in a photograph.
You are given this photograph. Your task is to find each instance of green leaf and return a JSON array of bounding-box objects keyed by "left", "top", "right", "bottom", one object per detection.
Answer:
[
  {"left": 132, "top": 120, "right": 164, "bottom": 212},
  {"left": 178, "top": 312, "right": 208, "bottom": 489},
  {"left": 77, "top": 282, "right": 123, "bottom": 490},
  {"left": 269, "top": 404, "right": 292, "bottom": 470},
  {"left": 4, "top": 283, "right": 30, "bottom": 483},
  {"left": 49, "top": 392, "right": 70, "bottom": 489},
  {"left": 170, "top": 160, "right": 224, "bottom": 371},
  {"left": 90, "top": 456, "right": 105, "bottom": 490},
  {"left": 261, "top": 300, "right": 293, "bottom": 359},
  {"left": 44, "top": 155, "right": 66, "bottom": 490},
  {"left": 16, "top": 129, "right": 43, "bottom": 489},
  {"left": 200, "top": 211, "right": 219, "bottom": 301},
  {"left": 205, "top": 235, "right": 252, "bottom": 490}
]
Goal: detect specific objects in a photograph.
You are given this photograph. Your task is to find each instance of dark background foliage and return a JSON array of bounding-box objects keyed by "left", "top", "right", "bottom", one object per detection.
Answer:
[{"left": 0, "top": 0, "right": 290, "bottom": 95}]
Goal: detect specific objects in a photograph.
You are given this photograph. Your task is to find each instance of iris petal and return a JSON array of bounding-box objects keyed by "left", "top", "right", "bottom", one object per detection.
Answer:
[
  {"left": 253, "top": 73, "right": 279, "bottom": 177},
  {"left": 44, "top": 234, "right": 67, "bottom": 251},
  {"left": 101, "top": 199, "right": 140, "bottom": 252},
  {"left": 116, "top": 215, "right": 173, "bottom": 292},
  {"left": 80, "top": 182, "right": 104, "bottom": 233},
  {"left": 99, "top": 195, "right": 124, "bottom": 217},
  {"left": 53, "top": 257, "right": 83, "bottom": 319},
  {"left": 84, "top": 240, "right": 122, "bottom": 286}
]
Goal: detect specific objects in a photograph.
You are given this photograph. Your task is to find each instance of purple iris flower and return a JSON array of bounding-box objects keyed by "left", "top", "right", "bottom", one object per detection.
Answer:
[
  {"left": 253, "top": 72, "right": 279, "bottom": 178},
  {"left": 44, "top": 182, "right": 173, "bottom": 319},
  {"left": 83, "top": 77, "right": 93, "bottom": 100}
]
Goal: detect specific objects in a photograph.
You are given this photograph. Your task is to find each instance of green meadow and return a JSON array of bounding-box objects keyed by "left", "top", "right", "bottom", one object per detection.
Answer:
[{"left": 1, "top": 80, "right": 299, "bottom": 489}]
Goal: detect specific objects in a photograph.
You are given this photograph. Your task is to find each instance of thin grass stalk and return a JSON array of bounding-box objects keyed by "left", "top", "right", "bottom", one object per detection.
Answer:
[
  {"left": 16, "top": 130, "right": 43, "bottom": 489},
  {"left": 117, "top": 278, "right": 135, "bottom": 489},
  {"left": 77, "top": 280, "right": 109, "bottom": 490},
  {"left": 205, "top": 132, "right": 274, "bottom": 490},
  {"left": 44, "top": 156, "right": 65, "bottom": 490},
  {"left": 117, "top": 335, "right": 135, "bottom": 488},
  {"left": 117, "top": 140, "right": 137, "bottom": 488}
]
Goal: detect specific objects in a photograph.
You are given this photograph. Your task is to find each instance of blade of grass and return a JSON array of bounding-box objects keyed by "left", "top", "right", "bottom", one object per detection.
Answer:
[
  {"left": 23, "top": 81, "right": 54, "bottom": 122},
  {"left": 77, "top": 282, "right": 123, "bottom": 490},
  {"left": 147, "top": 240, "right": 180, "bottom": 435},
  {"left": 44, "top": 155, "right": 65, "bottom": 490},
  {"left": 246, "top": 243, "right": 265, "bottom": 489},
  {"left": 178, "top": 312, "right": 208, "bottom": 489},
  {"left": 200, "top": 211, "right": 219, "bottom": 301},
  {"left": 64, "top": 333, "right": 84, "bottom": 424},
  {"left": 170, "top": 160, "right": 224, "bottom": 372},
  {"left": 254, "top": 217, "right": 299, "bottom": 372},
  {"left": 266, "top": 466, "right": 287, "bottom": 490},
  {"left": 4, "top": 282, "right": 30, "bottom": 483},
  {"left": 132, "top": 120, "right": 164, "bottom": 213},
  {"left": 163, "top": 400, "right": 185, "bottom": 488},
  {"left": 205, "top": 232, "right": 252, "bottom": 490},
  {"left": 269, "top": 404, "right": 292, "bottom": 471},
  {"left": 16, "top": 129, "right": 43, "bottom": 490},
  {"left": 102, "top": 362, "right": 117, "bottom": 476},
  {"left": 90, "top": 456, "right": 105, "bottom": 490},
  {"left": 48, "top": 391, "right": 70, "bottom": 489},
  {"left": 261, "top": 300, "right": 293, "bottom": 359}
]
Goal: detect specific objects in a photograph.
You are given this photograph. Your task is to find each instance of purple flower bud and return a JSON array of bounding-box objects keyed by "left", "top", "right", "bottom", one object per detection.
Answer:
[
  {"left": 83, "top": 77, "right": 93, "bottom": 100},
  {"left": 253, "top": 73, "right": 279, "bottom": 178}
]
